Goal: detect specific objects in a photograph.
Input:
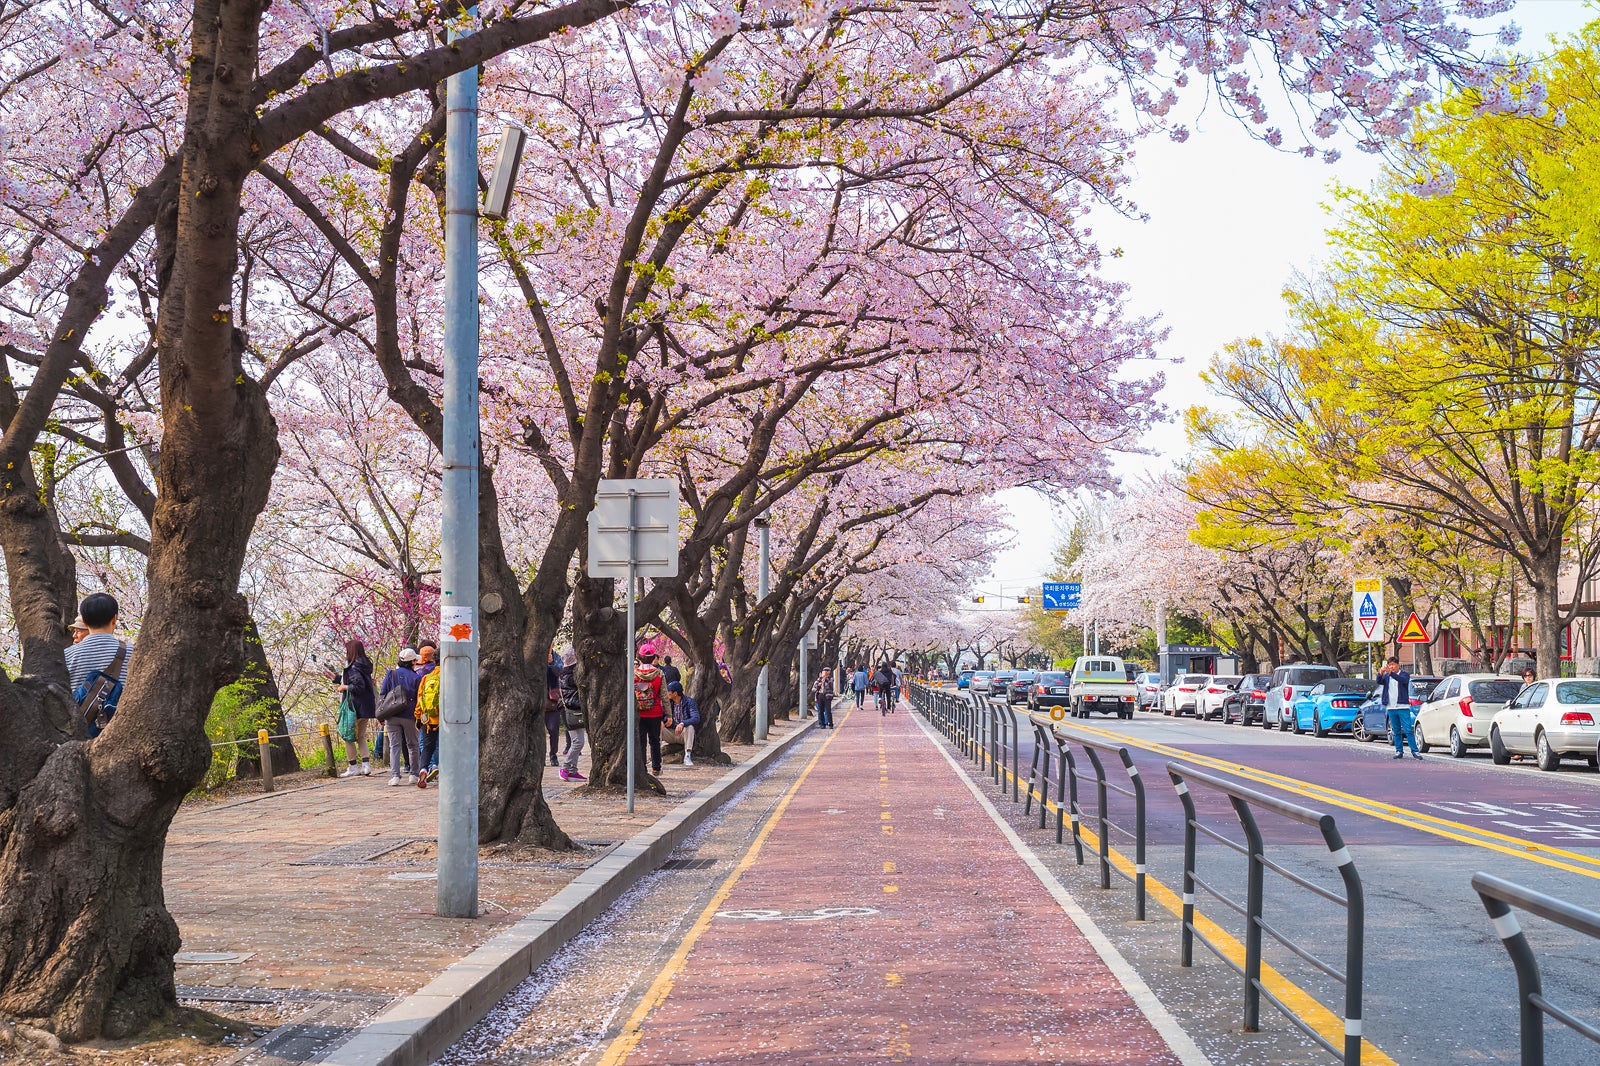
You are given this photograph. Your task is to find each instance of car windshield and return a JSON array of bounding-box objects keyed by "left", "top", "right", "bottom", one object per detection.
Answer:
[
  {"left": 1555, "top": 681, "right": 1600, "bottom": 705},
  {"left": 1410, "top": 677, "right": 1442, "bottom": 701},
  {"left": 1286, "top": 667, "right": 1339, "bottom": 687},
  {"left": 1212, "top": 676, "right": 1243, "bottom": 687},
  {"left": 1013, "top": 672, "right": 1035, "bottom": 682},
  {"left": 1180, "top": 674, "right": 1208, "bottom": 684},
  {"left": 1038, "top": 672, "right": 1067, "bottom": 683},
  {"left": 1246, "top": 674, "right": 1272, "bottom": 687},
  {"left": 1079, "top": 659, "right": 1122, "bottom": 677},
  {"left": 1469, "top": 680, "right": 1523, "bottom": 704},
  {"left": 974, "top": 672, "right": 993, "bottom": 680},
  {"left": 1322, "top": 679, "right": 1379, "bottom": 694}
]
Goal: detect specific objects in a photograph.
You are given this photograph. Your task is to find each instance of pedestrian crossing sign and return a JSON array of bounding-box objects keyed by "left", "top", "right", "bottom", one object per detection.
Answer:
[{"left": 1397, "top": 612, "right": 1431, "bottom": 644}]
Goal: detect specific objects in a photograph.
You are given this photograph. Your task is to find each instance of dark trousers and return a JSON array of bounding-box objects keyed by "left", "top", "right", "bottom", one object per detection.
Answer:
[
  {"left": 544, "top": 710, "right": 562, "bottom": 763},
  {"left": 419, "top": 726, "right": 439, "bottom": 772},
  {"left": 854, "top": 688, "right": 865, "bottom": 708},
  {"left": 817, "top": 695, "right": 834, "bottom": 728},
  {"left": 639, "top": 716, "right": 663, "bottom": 772}
]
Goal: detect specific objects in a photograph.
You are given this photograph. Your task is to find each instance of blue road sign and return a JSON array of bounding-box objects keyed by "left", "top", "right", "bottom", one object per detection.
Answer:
[{"left": 1042, "top": 582, "right": 1081, "bottom": 611}]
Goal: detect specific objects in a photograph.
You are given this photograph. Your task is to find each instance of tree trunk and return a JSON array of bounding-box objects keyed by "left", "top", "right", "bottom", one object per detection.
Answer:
[
  {"left": 1530, "top": 547, "right": 1564, "bottom": 677},
  {"left": 571, "top": 575, "right": 664, "bottom": 795},
  {"left": 232, "top": 616, "right": 300, "bottom": 778},
  {"left": 671, "top": 607, "right": 731, "bottom": 765}
]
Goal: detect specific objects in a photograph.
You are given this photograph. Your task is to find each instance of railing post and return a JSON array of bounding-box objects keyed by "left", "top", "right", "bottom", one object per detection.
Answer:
[
  {"left": 258, "top": 729, "right": 275, "bottom": 793},
  {"left": 1229, "top": 796, "right": 1266, "bottom": 1033},
  {"left": 1473, "top": 883, "right": 1545, "bottom": 1066},
  {"left": 1053, "top": 734, "right": 1071, "bottom": 847},
  {"left": 1082, "top": 747, "right": 1111, "bottom": 890},
  {"left": 1008, "top": 702, "right": 1020, "bottom": 802},
  {"left": 1325, "top": 819, "right": 1365, "bottom": 1066},
  {"left": 1035, "top": 723, "right": 1052, "bottom": 829},
  {"left": 321, "top": 723, "right": 338, "bottom": 777},
  {"left": 1024, "top": 722, "right": 1043, "bottom": 816},
  {"left": 1169, "top": 768, "right": 1198, "bottom": 967},
  {"left": 1122, "top": 750, "right": 1147, "bottom": 920},
  {"left": 1062, "top": 743, "right": 1085, "bottom": 864}
]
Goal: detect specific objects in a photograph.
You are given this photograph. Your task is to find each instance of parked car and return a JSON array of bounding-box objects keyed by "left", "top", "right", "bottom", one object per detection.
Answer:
[
  {"left": 969, "top": 670, "right": 996, "bottom": 694},
  {"left": 1007, "top": 671, "right": 1037, "bottom": 704},
  {"left": 1195, "top": 675, "right": 1244, "bottom": 720},
  {"left": 957, "top": 669, "right": 975, "bottom": 689},
  {"left": 1027, "top": 670, "right": 1072, "bottom": 712},
  {"left": 1490, "top": 679, "right": 1600, "bottom": 771},
  {"left": 989, "top": 670, "right": 1017, "bottom": 699},
  {"left": 1161, "top": 674, "right": 1210, "bottom": 717},
  {"left": 1070, "top": 656, "right": 1136, "bottom": 719},
  {"left": 1411, "top": 674, "right": 1524, "bottom": 757},
  {"left": 1266, "top": 663, "right": 1341, "bottom": 730},
  {"left": 1351, "top": 675, "right": 1443, "bottom": 744},
  {"left": 1289, "top": 678, "right": 1381, "bottom": 736},
  {"left": 1134, "top": 672, "right": 1164, "bottom": 712},
  {"left": 1221, "top": 673, "right": 1273, "bottom": 725}
]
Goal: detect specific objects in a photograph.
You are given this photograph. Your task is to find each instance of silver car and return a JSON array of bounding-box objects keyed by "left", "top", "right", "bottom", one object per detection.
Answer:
[
  {"left": 1265, "top": 663, "right": 1340, "bottom": 731},
  {"left": 1491, "top": 679, "right": 1600, "bottom": 771},
  {"left": 969, "top": 671, "right": 996, "bottom": 695},
  {"left": 1415, "top": 674, "right": 1523, "bottom": 758}
]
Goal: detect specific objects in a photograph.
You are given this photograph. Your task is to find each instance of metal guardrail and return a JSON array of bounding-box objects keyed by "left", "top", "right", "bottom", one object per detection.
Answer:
[
  {"left": 1472, "top": 872, "right": 1600, "bottom": 1065},
  {"left": 1030, "top": 714, "right": 1146, "bottom": 920},
  {"left": 1167, "top": 760, "right": 1366, "bottom": 1066}
]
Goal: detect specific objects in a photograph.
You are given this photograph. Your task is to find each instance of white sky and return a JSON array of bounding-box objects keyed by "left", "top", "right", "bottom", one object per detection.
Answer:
[{"left": 979, "top": 0, "right": 1596, "bottom": 599}]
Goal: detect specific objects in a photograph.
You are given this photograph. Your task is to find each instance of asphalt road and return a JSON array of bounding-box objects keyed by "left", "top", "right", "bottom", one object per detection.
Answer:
[{"left": 976, "top": 698, "right": 1600, "bottom": 1066}]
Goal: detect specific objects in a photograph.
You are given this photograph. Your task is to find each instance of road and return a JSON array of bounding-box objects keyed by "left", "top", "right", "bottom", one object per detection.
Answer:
[{"left": 982, "top": 699, "right": 1600, "bottom": 1066}]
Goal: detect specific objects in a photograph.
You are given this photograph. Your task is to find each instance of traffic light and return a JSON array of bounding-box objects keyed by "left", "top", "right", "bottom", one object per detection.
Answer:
[
  {"left": 973, "top": 595, "right": 985, "bottom": 603},
  {"left": 1017, "top": 596, "right": 1030, "bottom": 604}
]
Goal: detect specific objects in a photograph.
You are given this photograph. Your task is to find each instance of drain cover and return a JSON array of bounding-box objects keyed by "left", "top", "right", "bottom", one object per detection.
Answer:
[
  {"left": 661, "top": 857, "right": 718, "bottom": 871},
  {"left": 176, "top": 951, "right": 252, "bottom": 964},
  {"left": 387, "top": 871, "right": 438, "bottom": 881}
]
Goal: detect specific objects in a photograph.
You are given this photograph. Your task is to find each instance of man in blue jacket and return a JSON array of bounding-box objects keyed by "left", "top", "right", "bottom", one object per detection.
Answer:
[
  {"left": 664, "top": 681, "right": 701, "bottom": 767},
  {"left": 1379, "top": 657, "right": 1420, "bottom": 760},
  {"left": 852, "top": 664, "right": 869, "bottom": 709}
]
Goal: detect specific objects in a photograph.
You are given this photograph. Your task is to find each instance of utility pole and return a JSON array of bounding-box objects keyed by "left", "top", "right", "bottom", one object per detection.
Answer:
[
  {"left": 437, "top": 26, "right": 480, "bottom": 921},
  {"left": 755, "top": 513, "right": 770, "bottom": 740}
]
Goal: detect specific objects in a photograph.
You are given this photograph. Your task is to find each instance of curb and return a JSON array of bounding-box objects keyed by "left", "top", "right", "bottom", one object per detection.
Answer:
[{"left": 320, "top": 720, "right": 818, "bottom": 1066}]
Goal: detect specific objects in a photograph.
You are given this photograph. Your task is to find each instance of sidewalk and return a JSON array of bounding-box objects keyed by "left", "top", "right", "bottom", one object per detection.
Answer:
[{"left": 597, "top": 705, "right": 1204, "bottom": 1065}]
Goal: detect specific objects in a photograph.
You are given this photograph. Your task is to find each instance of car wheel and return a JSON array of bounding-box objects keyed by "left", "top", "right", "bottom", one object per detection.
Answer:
[
  {"left": 1535, "top": 730, "right": 1561, "bottom": 772},
  {"left": 1449, "top": 726, "right": 1467, "bottom": 760},
  {"left": 1313, "top": 712, "right": 1327, "bottom": 738},
  {"left": 1490, "top": 727, "right": 1512, "bottom": 766},
  {"left": 1415, "top": 720, "right": 1431, "bottom": 753},
  {"left": 1278, "top": 710, "right": 1290, "bottom": 732},
  {"left": 1291, "top": 711, "right": 1304, "bottom": 735}
]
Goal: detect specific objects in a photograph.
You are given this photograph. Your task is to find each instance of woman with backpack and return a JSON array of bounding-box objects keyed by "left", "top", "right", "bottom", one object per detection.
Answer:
[
  {"left": 377, "top": 648, "right": 425, "bottom": 787},
  {"left": 558, "top": 648, "right": 587, "bottom": 782},
  {"left": 338, "top": 639, "right": 377, "bottom": 777},
  {"left": 635, "top": 643, "right": 667, "bottom": 776}
]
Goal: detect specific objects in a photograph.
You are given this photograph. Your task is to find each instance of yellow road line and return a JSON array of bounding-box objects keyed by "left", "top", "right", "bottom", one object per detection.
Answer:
[
  {"left": 1060, "top": 719, "right": 1600, "bottom": 882},
  {"left": 993, "top": 761, "right": 1394, "bottom": 1065},
  {"left": 594, "top": 720, "right": 843, "bottom": 1066}
]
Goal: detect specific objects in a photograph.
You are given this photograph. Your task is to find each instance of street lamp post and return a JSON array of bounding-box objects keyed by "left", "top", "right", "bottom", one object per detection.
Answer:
[{"left": 754, "top": 513, "right": 770, "bottom": 741}]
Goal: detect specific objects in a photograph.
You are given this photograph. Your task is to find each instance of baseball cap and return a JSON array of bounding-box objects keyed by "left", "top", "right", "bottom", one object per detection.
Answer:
[{"left": 639, "top": 642, "right": 657, "bottom": 657}]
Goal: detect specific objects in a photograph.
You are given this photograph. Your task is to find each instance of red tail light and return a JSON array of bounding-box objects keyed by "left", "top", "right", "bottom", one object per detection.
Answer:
[
  {"left": 1410, "top": 698, "right": 1422, "bottom": 706},
  {"left": 1251, "top": 690, "right": 1266, "bottom": 699},
  {"left": 1560, "top": 711, "right": 1595, "bottom": 726},
  {"left": 1459, "top": 697, "right": 1474, "bottom": 718},
  {"left": 1208, "top": 687, "right": 1224, "bottom": 693},
  {"left": 1333, "top": 699, "right": 1354, "bottom": 708},
  {"left": 1283, "top": 686, "right": 1293, "bottom": 701},
  {"left": 1179, "top": 686, "right": 1195, "bottom": 692}
]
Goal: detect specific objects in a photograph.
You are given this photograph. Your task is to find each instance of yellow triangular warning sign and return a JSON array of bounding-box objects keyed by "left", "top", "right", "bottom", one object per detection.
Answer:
[{"left": 1397, "top": 612, "right": 1431, "bottom": 644}]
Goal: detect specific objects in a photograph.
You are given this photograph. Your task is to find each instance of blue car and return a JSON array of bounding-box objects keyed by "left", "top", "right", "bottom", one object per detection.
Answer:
[
  {"left": 1290, "top": 678, "right": 1381, "bottom": 737},
  {"left": 957, "top": 670, "right": 974, "bottom": 690}
]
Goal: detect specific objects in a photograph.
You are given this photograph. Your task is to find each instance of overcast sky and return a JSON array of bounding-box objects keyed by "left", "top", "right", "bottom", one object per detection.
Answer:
[{"left": 977, "top": 0, "right": 1596, "bottom": 601}]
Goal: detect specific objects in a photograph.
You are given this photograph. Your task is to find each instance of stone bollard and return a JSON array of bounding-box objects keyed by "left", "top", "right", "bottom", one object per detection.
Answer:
[{"left": 258, "top": 729, "right": 275, "bottom": 793}]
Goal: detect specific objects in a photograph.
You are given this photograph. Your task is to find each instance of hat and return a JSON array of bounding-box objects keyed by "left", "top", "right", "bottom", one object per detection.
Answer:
[
  {"left": 70, "top": 615, "right": 88, "bottom": 632},
  {"left": 417, "top": 645, "right": 436, "bottom": 661},
  {"left": 666, "top": 681, "right": 684, "bottom": 695},
  {"left": 639, "top": 642, "right": 657, "bottom": 658},
  {"left": 398, "top": 648, "right": 419, "bottom": 663}
]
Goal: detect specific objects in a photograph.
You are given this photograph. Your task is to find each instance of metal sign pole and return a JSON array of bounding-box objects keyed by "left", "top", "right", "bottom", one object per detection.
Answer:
[
  {"left": 437, "top": 19, "right": 480, "bottom": 921},
  {"left": 626, "top": 489, "right": 637, "bottom": 814},
  {"left": 798, "top": 629, "right": 808, "bottom": 720}
]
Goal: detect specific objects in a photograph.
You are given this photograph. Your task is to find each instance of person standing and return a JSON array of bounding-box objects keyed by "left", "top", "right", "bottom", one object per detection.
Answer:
[
  {"left": 852, "top": 664, "right": 868, "bottom": 709},
  {"left": 635, "top": 643, "right": 667, "bottom": 776},
  {"left": 558, "top": 649, "right": 588, "bottom": 782},
  {"left": 1379, "top": 657, "right": 1420, "bottom": 760},
  {"left": 813, "top": 668, "right": 835, "bottom": 729},
  {"left": 545, "top": 648, "right": 563, "bottom": 768},
  {"left": 377, "top": 648, "right": 424, "bottom": 786},
  {"left": 66, "top": 592, "right": 132, "bottom": 737},
  {"left": 337, "top": 639, "right": 376, "bottom": 777},
  {"left": 664, "top": 681, "right": 700, "bottom": 766},
  {"left": 414, "top": 643, "right": 440, "bottom": 785},
  {"left": 660, "top": 654, "right": 682, "bottom": 689}
]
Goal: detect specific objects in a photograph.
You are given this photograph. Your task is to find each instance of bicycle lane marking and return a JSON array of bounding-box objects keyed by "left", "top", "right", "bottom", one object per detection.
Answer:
[{"left": 601, "top": 702, "right": 1195, "bottom": 1065}]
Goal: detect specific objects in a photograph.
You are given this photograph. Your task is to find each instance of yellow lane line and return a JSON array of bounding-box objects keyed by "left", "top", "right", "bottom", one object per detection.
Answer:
[
  {"left": 1059, "top": 718, "right": 1600, "bottom": 882},
  {"left": 593, "top": 721, "right": 844, "bottom": 1066},
  {"left": 992, "top": 761, "right": 1394, "bottom": 1066}
]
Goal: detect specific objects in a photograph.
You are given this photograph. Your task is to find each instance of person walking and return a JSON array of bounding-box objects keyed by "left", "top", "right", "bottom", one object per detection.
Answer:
[
  {"left": 414, "top": 643, "right": 440, "bottom": 785},
  {"left": 852, "top": 664, "right": 868, "bottom": 709},
  {"left": 337, "top": 639, "right": 377, "bottom": 777},
  {"left": 664, "top": 681, "right": 700, "bottom": 766},
  {"left": 1379, "top": 656, "right": 1420, "bottom": 760},
  {"left": 873, "top": 661, "right": 895, "bottom": 715},
  {"left": 558, "top": 649, "right": 588, "bottom": 781},
  {"left": 635, "top": 643, "right": 667, "bottom": 776},
  {"left": 545, "top": 648, "right": 563, "bottom": 768},
  {"left": 813, "top": 668, "right": 835, "bottom": 729},
  {"left": 377, "top": 648, "right": 425, "bottom": 786}
]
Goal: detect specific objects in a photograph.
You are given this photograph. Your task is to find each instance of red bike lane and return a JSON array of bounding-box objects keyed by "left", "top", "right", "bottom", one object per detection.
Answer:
[{"left": 599, "top": 705, "right": 1199, "bottom": 1065}]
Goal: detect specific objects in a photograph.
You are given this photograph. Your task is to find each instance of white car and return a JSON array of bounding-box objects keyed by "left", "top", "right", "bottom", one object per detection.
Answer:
[
  {"left": 1490, "top": 678, "right": 1600, "bottom": 771},
  {"left": 1415, "top": 674, "right": 1524, "bottom": 758},
  {"left": 1195, "top": 675, "right": 1243, "bottom": 721},
  {"left": 1264, "top": 663, "right": 1340, "bottom": 730},
  {"left": 1162, "top": 674, "right": 1209, "bottom": 717},
  {"left": 1134, "top": 672, "right": 1164, "bottom": 712}
]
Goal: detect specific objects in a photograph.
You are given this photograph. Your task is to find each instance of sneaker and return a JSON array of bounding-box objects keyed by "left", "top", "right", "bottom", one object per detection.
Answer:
[
  {"left": 1393, "top": 752, "right": 1405, "bottom": 760},
  {"left": 566, "top": 768, "right": 586, "bottom": 781},
  {"left": 652, "top": 766, "right": 662, "bottom": 776},
  {"left": 558, "top": 768, "right": 572, "bottom": 781},
  {"left": 404, "top": 774, "right": 417, "bottom": 785},
  {"left": 389, "top": 776, "right": 404, "bottom": 786},
  {"left": 360, "top": 762, "right": 372, "bottom": 776},
  {"left": 340, "top": 764, "right": 362, "bottom": 778},
  {"left": 1412, "top": 752, "right": 1424, "bottom": 760},
  {"left": 428, "top": 768, "right": 439, "bottom": 782},
  {"left": 416, "top": 773, "right": 428, "bottom": 789},
  {"left": 684, "top": 754, "right": 694, "bottom": 767}
]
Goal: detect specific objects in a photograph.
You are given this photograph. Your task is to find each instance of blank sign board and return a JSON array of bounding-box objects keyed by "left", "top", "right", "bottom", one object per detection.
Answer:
[{"left": 586, "top": 478, "right": 680, "bottom": 579}]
